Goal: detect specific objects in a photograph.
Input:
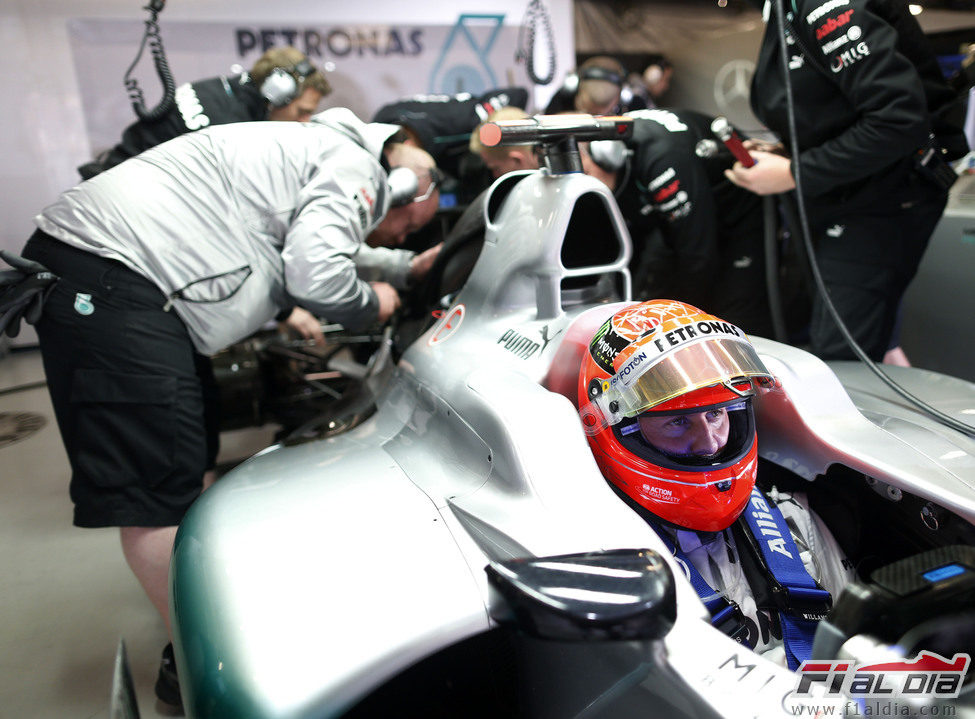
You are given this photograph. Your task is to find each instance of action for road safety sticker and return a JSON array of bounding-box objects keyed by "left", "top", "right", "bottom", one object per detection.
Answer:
[{"left": 428, "top": 304, "right": 465, "bottom": 346}]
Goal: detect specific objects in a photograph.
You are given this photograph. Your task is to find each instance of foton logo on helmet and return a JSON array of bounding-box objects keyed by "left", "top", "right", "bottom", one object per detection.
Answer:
[
  {"left": 749, "top": 488, "right": 793, "bottom": 558},
  {"left": 610, "top": 350, "right": 649, "bottom": 387}
]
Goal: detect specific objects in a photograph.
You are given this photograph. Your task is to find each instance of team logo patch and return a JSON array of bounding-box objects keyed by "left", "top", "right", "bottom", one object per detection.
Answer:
[
  {"left": 611, "top": 305, "right": 664, "bottom": 341},
  {"left": 589, "top": 319, "right": 631, "bottom": 374},
  {"left": 74, "top": 293, "right": 94, "bottom": 316},
  {"left": 830, "top": 41, "right": 871, "bottom": 73},
  {"left": 427, "top": 304, "right": 465, "bottom": 346}
]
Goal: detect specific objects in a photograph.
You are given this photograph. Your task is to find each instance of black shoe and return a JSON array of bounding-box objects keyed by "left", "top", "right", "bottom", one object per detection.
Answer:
[{"left": 155, "top": 642, "right": 185, "bottom": 716}]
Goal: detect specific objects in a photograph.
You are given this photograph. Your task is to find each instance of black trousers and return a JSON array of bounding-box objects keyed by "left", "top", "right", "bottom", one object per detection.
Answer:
[
  {"left": 806, "top": 183, "right": 947, "bottom": 362},
  {"left": 23, "top": 231, "right": 218, "bottom": 527}
]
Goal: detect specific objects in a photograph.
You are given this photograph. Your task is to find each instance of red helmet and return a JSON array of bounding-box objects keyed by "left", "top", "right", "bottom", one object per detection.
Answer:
[{"left": 578, "top": 300, "right": 775, "bottom": 532}]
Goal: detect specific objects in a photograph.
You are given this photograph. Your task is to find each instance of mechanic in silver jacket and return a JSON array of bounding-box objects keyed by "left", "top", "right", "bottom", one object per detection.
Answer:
[
  {"left": 34, "top": 107, "right": 439, "bottom": 355},
  {"left": 20, "top": 106, "right": 441, "bottom": 711}
]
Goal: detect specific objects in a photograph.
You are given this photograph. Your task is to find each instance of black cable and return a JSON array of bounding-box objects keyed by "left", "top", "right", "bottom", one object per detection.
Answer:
[
  {"left": 516, "top": 0, "right": 556, "bottom": 86},
  {"left": 123, "top": 0, "right": 176, "bottom": 122},
  {"left": 762, "top": 195, "right": 788, "bottom": 343},
  {"left": 771, "top": 0, "right": 975, "bottom": 439}
]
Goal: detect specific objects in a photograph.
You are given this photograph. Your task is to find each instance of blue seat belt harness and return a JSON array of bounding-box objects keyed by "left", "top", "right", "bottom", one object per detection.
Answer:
[
  {"left": 652, "top": 528, "right": 752, "bottom": 647},
  {"left": 738, "top": 487, "right": 832, "bottom": 669},
  {"left": 651, "top": 487, "right": 831, "bottom": 669}
]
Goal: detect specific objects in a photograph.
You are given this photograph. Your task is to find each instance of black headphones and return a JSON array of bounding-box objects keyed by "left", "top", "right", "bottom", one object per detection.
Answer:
[
  {"left": 260, "top": 59, "right": 314, "bottom": 107},
  {"left": 589, "top": 140, "right": 631, "bottom": 173},
  {"left": 562, "top": 64, "right": 626, "bottom": 95},
  {"left": 387, "top": 166, "right": 420, "bottom": 208}
]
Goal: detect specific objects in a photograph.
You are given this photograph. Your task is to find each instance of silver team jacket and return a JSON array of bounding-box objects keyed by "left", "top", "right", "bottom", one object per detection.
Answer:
[{"left": 34, "top": 108, "right": 414, "bottom": 355}]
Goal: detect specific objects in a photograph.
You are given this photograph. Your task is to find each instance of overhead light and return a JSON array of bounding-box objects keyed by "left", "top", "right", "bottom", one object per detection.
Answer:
[{"left": 909, "top": 3, "right": 923, "bottom": 13}]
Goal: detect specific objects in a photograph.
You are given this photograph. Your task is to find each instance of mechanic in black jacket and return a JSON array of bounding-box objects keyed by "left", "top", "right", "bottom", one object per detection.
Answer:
[
  {"left": 727, "top": 0, "right": 967, "bottom": 361},
  {"left": 372, "top": 86, "right": 529, "bottom": 196},
  {"left": 581, "top": 108, "right": 778, "bottom": 339},
  {"left": 543, "top": 55, "right": 628, "bottom": 115},
  {"left": 78, "top": 46, "right": 332, "bottom": 180}
]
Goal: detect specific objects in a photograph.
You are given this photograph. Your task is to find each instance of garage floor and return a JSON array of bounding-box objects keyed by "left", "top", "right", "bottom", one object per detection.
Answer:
[{"left": 0, "top": 347, "right": 278, "bottom": 718}]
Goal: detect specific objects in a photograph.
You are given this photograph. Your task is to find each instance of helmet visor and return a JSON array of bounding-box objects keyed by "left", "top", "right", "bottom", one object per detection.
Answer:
[{"left": 580, "top": 335, "right": 773, "bottom": 436}]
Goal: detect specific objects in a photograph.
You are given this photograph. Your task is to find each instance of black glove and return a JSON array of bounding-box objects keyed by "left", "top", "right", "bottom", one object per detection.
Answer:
[{"left": 0, "top": 250, "right": 59, "bottom": 338}]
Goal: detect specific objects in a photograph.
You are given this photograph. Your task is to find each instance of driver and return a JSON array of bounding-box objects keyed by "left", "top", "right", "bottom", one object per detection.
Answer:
[{"left": 577, "top": 299, "right": 853, "bottom": 667}]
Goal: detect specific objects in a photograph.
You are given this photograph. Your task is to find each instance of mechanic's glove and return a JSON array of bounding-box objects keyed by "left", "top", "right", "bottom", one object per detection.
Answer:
[{"left": 0, "top": 250, "right": 59, "bottom": 338}]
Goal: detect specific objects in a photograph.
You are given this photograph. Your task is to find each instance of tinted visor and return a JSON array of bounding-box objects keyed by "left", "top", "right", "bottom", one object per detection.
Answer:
[{"left": 580, "top": 336, "right": 773, "bottom": 435}]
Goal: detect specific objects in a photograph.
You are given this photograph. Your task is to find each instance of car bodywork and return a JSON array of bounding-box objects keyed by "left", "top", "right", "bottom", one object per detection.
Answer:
[{"left": 170, "top": 119, "right": 975, "bottom": 719}]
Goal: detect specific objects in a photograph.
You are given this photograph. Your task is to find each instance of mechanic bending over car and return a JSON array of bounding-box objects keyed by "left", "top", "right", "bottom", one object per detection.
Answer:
[
  {"left": 577, "top": 299, "right": 854, "bottom": 667},
  {"left": 579, "top": 109, "right": 779, "bottom": 340},
  {"left": 77, "top": 45, "right": 335, "bottom": 346},
  {"left": 372, "top": 86, "right": 529, "bottom": 205},
  {"left": 76, "top": 44, "right": 337, "bottom": 512},
  {"left": 14, "top": 106, "right": 441, "bottom": 713}
]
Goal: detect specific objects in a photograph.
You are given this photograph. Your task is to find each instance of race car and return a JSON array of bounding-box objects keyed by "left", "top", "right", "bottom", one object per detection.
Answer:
[{"left": 168, "top": 115, "right": 975, "bottom": 718}]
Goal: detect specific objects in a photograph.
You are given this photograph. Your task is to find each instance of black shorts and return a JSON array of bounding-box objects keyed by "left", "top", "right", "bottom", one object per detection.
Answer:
[{"left": 23, "top": 231, "right": 217, "bottom": 528}]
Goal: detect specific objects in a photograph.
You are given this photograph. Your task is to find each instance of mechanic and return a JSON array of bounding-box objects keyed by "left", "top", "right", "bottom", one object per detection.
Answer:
[
  {"left": 468, "top": 107, "right": 541, "bottom": 179},
  {"left": 618, "top": 56, "right": 676, "bottom": 113},
  {"left": 19, "top": 107, "right": 441, "bottom": 713},
  {"left": 372, "top": 86, "right": 529, "bottom": 203},
  {"left": 76, "top": 44, "right": 333, "bottom": 581},
  {"left": 543, "top": 55, "right": 628, "bottom": 115},
  {"left": 726, "top": 0, "right": 968, "bottom": 361},
  {"left": 580, "top": 108, "right": 779, "bottom": 339},
  {"left": 78, "top": 46, "right": 332, "bottom": 180},
  {"left": 577, "top": 299, "right": 854, "bottom": 666}
]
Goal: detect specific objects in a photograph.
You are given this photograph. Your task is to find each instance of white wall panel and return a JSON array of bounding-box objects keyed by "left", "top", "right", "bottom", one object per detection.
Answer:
[{"left": 0, "top": 0, "right": 573, "bottom": 260}]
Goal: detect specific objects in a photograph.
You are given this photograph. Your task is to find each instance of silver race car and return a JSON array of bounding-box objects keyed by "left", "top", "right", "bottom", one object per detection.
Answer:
[{"left": 168, "top": 115, "right": 975, "bottom": 719}]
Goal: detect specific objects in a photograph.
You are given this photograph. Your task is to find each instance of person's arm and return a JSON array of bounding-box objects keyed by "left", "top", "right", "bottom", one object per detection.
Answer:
[
  {"left": 789, "top": 0, "right": 929, "bottom": 196},
  {"left": 281, "top": 164, "right": 385, "bottom": 329},
  {"left": 634, "top": 140, "right": 720, "bottom": 308},
  {"left": 353, "top": 244, "right": 414, "bottom": 288},
  {"left": 353, "top": 242, "right": 443, "bottom": 289}
]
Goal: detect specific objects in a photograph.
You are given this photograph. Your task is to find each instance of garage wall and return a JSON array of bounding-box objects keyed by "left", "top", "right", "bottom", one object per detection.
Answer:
[
  {"left": 0, "top": 0, "right": 573, "bottom": 257},
  {"left": 0, "top": 0, "right": 573, "bottom": 347}
]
